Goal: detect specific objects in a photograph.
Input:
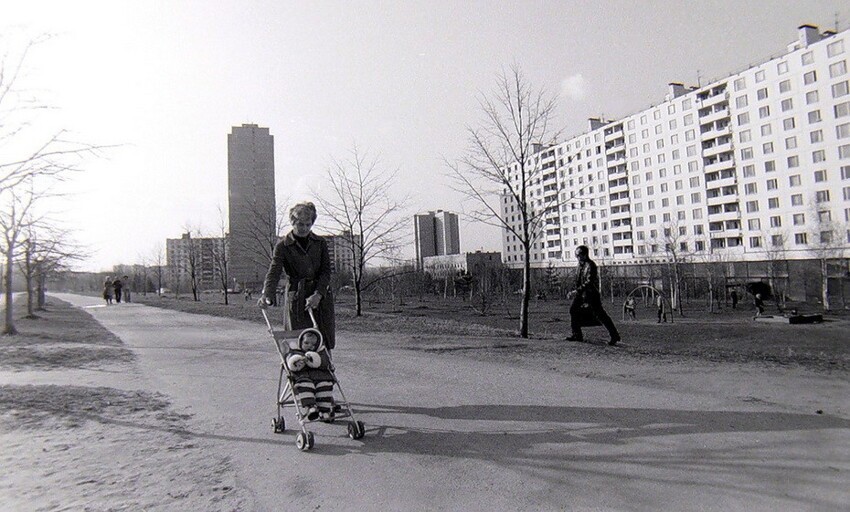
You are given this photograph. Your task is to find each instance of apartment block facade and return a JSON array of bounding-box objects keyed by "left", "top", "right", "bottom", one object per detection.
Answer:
[
  {"left": 166, "top": 233, "right": 226, "bottom": 289},
  {"left": 502, "top": 24, "right": 850, "bottom": 271},
  {"left": 414, "top": 210, "right": 461, "bottom": 268},
  {"left": 228, "top": 124, "right": 276, "bottom": 288}
]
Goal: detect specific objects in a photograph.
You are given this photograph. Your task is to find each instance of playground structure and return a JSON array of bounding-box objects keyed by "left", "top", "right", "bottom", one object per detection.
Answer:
[{"left": 621, "top": 285, "right": 673, "bottom": 323}]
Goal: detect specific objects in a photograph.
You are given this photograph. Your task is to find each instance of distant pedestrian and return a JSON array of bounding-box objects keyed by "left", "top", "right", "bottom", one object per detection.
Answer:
[
  {"left": 624, "top": 296, "right": 636, "bottom": 320},
  {"left": 122, "top": 275, "right": 131, "bottom": 303},
  {"left": 565, "top": 245, "right": 620, "bottom": 346},
  {"left": 103, "top": 277, "right": 114, "bottom": 305},
  {"left": 730, "top": 289, "right": 738, "bottom": 310},
  {"left": 656, "top": 294, "right": 668, "bottom": 323},
  {"left": 753, "top": 293, "right": 764, "bottom": 319},
  {"left": 113, "top": 277, "right": 123, "bottom": 303}
]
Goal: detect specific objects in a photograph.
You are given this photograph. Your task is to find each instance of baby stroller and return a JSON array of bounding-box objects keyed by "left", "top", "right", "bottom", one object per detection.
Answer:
[{"left": 261, "top": 297, "right": 365, "bottom": 452}]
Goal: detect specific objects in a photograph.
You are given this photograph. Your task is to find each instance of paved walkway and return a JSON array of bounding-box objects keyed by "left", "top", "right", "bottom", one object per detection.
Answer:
[{"left": 56, "top": 294, "right": 850, "bottom": 511}]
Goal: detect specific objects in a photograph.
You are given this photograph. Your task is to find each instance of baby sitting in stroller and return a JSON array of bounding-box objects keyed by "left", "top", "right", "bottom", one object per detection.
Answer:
[{"left": 285, "top": 328, "right": 335, "bottom": 421}]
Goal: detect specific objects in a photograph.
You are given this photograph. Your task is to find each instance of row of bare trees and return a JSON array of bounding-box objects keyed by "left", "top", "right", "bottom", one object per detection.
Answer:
[{"left": 1, "top": 36, "right": 103, "bottom": 335}]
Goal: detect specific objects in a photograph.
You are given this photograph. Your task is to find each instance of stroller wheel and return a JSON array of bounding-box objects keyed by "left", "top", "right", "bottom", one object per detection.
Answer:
[
  {"left": 296, "top": 431, "right": 314, "bottom": 451},
  {"left": 272, "top": 417, "right": 285, "bottom": 433},
  {"left": 348, "top": 420, "right": 366, "bottom": 440}
]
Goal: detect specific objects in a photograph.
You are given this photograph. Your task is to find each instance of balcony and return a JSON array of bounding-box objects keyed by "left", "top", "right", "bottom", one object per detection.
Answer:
[
  {"left": 604, "top": 125, "right": 624, "bottom": 141},
  {"left": 605, "top": 141, "right": 625, "bottom": 154},
  {"left": 609, "top": 182, "right": 628, "bottom": 194},
  {"left": 609, "top": 195, "right": 630, "bottom": 207},
  {"left": 606, "top": 152, "right": 626, "bottom": 164},
  {"left": 706, "top": 210, "right": 740, "bottom": 223},
  {"left": 699, "top": 91, "right": 728, "bottom": 108},
  {"left": 703, "top": 158, "right": 735, "bottom": 174},
  {"left": 705, "top": 175, "right": 737, "bottom": 190},
  {"left": 702, "top": 141, "right": 733, "bottom": 158},
  {"left": 699, "top": 107, "right": 730, "bottom": 125}
]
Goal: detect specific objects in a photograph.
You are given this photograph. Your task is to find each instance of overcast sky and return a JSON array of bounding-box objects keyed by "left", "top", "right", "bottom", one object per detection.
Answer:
[{"left": 3, "top": 1, "right": 847, "bottom": 272}]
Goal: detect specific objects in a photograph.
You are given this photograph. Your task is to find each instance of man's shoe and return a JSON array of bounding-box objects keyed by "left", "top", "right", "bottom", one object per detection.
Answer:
[
  {"left": 565, "top": 335, "right": 583, "bottom": 342},
  {"left": 608, "top": 336, "right": 620, "bottom": 346}
]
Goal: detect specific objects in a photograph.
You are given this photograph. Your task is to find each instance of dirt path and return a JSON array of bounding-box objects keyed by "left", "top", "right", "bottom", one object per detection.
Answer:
[{"left": 47, "top": 294, "right": 850, "bottom": 510}]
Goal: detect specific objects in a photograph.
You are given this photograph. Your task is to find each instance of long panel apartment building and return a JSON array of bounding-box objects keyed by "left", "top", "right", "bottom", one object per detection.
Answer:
[{"left": 502, "top": 24, "right": 850, "bottom": 271}]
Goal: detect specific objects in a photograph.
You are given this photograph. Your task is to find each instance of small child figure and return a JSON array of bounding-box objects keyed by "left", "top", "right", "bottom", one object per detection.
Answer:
[
  {"left": 753, "top": 293, "right": 765, "bottom": 319},
  {"left": 624, "top": 297, "right": 636, "bottom": 320},
  {"left": 285, "top": 328, "right": 335, "bottom": 421}
]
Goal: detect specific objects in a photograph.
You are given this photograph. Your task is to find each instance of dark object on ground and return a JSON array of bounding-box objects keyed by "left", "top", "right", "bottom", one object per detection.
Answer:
[
  {"left": 755, "top": 314, "right": 823, "bottom": 324},
  {"left": 746, "top": 282, "right": 772, "bottom": 299}
]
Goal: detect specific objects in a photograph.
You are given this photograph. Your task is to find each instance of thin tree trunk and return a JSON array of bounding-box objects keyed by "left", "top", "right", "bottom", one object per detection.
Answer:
[
  {"left": 520, "top": 253, "right": 530, "bottom": 338},
  {"left": 821, "top": 258, "right": 830, "bottom": 312},
  {"left": 4, "top": 253, "right": 17, "bottom": 335}
]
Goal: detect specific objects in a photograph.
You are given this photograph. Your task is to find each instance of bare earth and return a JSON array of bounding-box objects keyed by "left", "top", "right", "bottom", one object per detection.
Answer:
[{"left": 1, "top": 294, "right": 848, "bottom": 511}]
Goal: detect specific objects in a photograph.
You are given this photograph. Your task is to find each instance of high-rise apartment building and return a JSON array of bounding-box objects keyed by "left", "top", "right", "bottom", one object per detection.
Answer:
[
  {"left": 502, "top": 24, "right": 850, "bottom": 272},
  {"left": 414, "top": 210, "right": 460, "bottom": 268},
  {"left": 228, "top": 124, "right": 276, "bottom": 288},
  {"left": 166, "top": 233, "right": 226, "bottom": 289},
  {"left": 324, "top": 230, "right": 360, "bottom": 274}
]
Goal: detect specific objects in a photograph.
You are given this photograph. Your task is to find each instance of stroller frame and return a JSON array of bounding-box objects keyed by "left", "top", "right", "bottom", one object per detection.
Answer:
[{"left": 261, "top": 294, "right": 364, "bottom": 451}]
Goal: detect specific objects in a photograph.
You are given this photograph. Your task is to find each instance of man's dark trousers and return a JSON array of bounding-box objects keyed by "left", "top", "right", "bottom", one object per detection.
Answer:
[{"left": 570, "top": 291, "right": 619, "bottom": 340}]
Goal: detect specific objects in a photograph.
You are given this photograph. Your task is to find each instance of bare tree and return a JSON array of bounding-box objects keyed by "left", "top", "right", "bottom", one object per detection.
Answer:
[
  {"left": 0, "top": 185, "right": 38, "bottom": 333},
  {"left": 808, "top": 200, "right": 848, "bottom": 312},
  {"left": 315, "top": 146, "right": 409, "bottom": 316},
  {"left": 18, "top": 225, "right": 82, "bottom": 314},
  {"left": 150, "top": 243, "right": 166, "bottom": 296},
  {"left": 761, "top": 229, "right": 789, "bottom": 310},
  {"left": 652, "top": 219, "right": 692, "bottom": 316},
  {"left": 447, "top": 65, "right": 585, "bottom": 338},
  {"left": 214, "top": 206, "right": 230, "bottom": 305},
  {"left": 181, "top": 227, "right": 201, "bottom": 302},
  {"left": 229, "top": 200, "right": 290, "bottom": 290}
]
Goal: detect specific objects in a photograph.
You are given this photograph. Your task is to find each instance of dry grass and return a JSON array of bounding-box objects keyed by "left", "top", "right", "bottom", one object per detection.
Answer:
[{"left": 136, "top": 292, "right": 850, "bottom": 372}]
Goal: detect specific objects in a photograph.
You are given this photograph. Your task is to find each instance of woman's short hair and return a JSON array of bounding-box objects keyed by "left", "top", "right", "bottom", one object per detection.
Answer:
[{"left": 289, "top": 202, "right": 317, "bottom": 224}]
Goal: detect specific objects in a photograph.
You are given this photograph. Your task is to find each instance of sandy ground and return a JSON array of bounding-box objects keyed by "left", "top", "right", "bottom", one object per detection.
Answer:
[
  {"left": 2, "top": 296, "right": 848, "bottom": 511},
  {"left": 0, "top": 302, "right": 252, "bottom": 512}
]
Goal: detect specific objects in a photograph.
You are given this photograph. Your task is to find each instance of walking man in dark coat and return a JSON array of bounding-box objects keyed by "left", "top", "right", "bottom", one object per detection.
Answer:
[{"left": 566, "top": 245, "right": 621, "bottom": 346}]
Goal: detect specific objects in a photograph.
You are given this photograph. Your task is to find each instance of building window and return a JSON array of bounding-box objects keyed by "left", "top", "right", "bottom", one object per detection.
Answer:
[
  {"left": 764, "top": 160, "right": 776, "bottom": 172},
  {"left": 768, "top": 197, "right": 780, "bottom": 209},
  {"left": 770, "top": 216, "right": 782, "bottom": 228},
  {"left": 746, "top": 200, "right": 759, "bottom": 213},
  {"left": 771, "top": 234, "right": 784, "bottom": 246},
  {"left": 755, "top": 69, "right": 766, "bottom": 82},
  {"left": 790, "top": 194, "right": 803, "bottom": 206},
  {"left": 759, "top": 106, "right": 771, "bottom": 118},
  {"left": 757, "top": 87, "right": 768, "bottom": 100},
  {"left": 748, "top": 218, "right": 761, "bottom": 229},
  {"left": 744, "top": 182, "right": 758, "bottom": 194},
  {"left": 789, "top": 174, "right": 801, "bottom": 186},
  {"left": 766, "top": 178, "right": 778, "bottom": 190},
  {"left": 811, "top": 130, "right": 824, "bottom": 143},
  {"left": 741, "top": 147, "right": 753, "bottom": 160},
  {"left": 842, "top": 165, "right": 850, "bottom": 179},
  {"left": 813, "top": 150, "right": 826, "bottom": 163},
  {"left": 830, "top": 60, "right": 848, "bottom": 78},
  {"left": 777, "top": 61, "right": 788, "bottom": 74},
  {"left": 835, "top": 101, "right": 850, "bottom": 118},
  {"left": 735, "top": 95, "right": 748, "bottom": 108},
  {"left": 734, "top": 77, "right": 746, "bottom": 91},
  {"left": 761, "top": 123, "right": 772, "bottom": 136},
  {"left": 838, "top": 123, "right": 850, "bottom": 139},
  {"left": 808, "top": 110, "right": 822, "bottom": 124},
  {"left": 779, "top": 79, "right": 792, "bottom": 92},
  {"left": 749, "top": 237, "right": 762, "bottom": 248},
  {"left": 780, "top": 98, "right": 793, "bottom": 112},
  {"left": 691, "top": 192, "right": 701, "bottom": 203},
  {"left": 833, "top": 81, "right": 850, "bottom": 98},
  {"left": 693, "top": 209, "right": 703, "bottom": 220},
  {"left": 815, "top": 190, "right": 830, "bottom": 203},
  {"left": 801, "top": 51, "right": 814, "bottom": 65},
  {"left": 743, "top": 164, "right": 756, "bottom": 177},
  {"left": 763, "top": 142, "right": 774, "bottom": 154},
  {"left": 806, "top": 90, "right": 819, "bottom": 104},
  {"left": 814, "top": 169, "right": 827, "bottom": 182},
  {"left": 737, "top": 112, "right": 750, "bottom": 125},
  {"left": 795, "top": 233, "right": 808, "bottom": 245},
  {"left": 787, "top": 155, "right": 799, "bottom": 168},
  {"left": 785, "top": 136, "right": 797, "bottom": 149},
  {"left": 684, "top": 114, "right": 693, "bottom": 126},
  {"left": 827, "top": 40, "right": 845, "bottom": 57},
  {"left": 803, "top": 71, "right": 817, "bottom": 85},
  {"left": 739, "top": 129, "right": 751, "bottom": 143},
  {"left": 841, "top": 144, "right": 850, "bottom": 159},
  {"left": 793, "top": 213, "right": 805, "bottom": 225},
  {"left": 783, "top": 117, "right": 796, "bottom": 130}
]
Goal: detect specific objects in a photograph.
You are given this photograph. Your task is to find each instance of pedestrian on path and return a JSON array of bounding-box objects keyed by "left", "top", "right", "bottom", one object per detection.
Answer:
[
  {"left": 624, "top": 296, "right": 636, "bottom": 320},
  {"left": 565, "top": 245, "right": 620, "bottom": 346},
  {"left": 113, "top": 277, "right": 123, "bottom": 304},
  {"left": 259, "top": 202, "right": 336, "bottom": 349},
  {"left": 122, "top": 275, "right": 131, "bottom": 303},
  {"left": 656, "top": 294, "right": 668, "bottom": 323},
  {"left": 103, "top": 277, "right": 114, "bottom": 305}
]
